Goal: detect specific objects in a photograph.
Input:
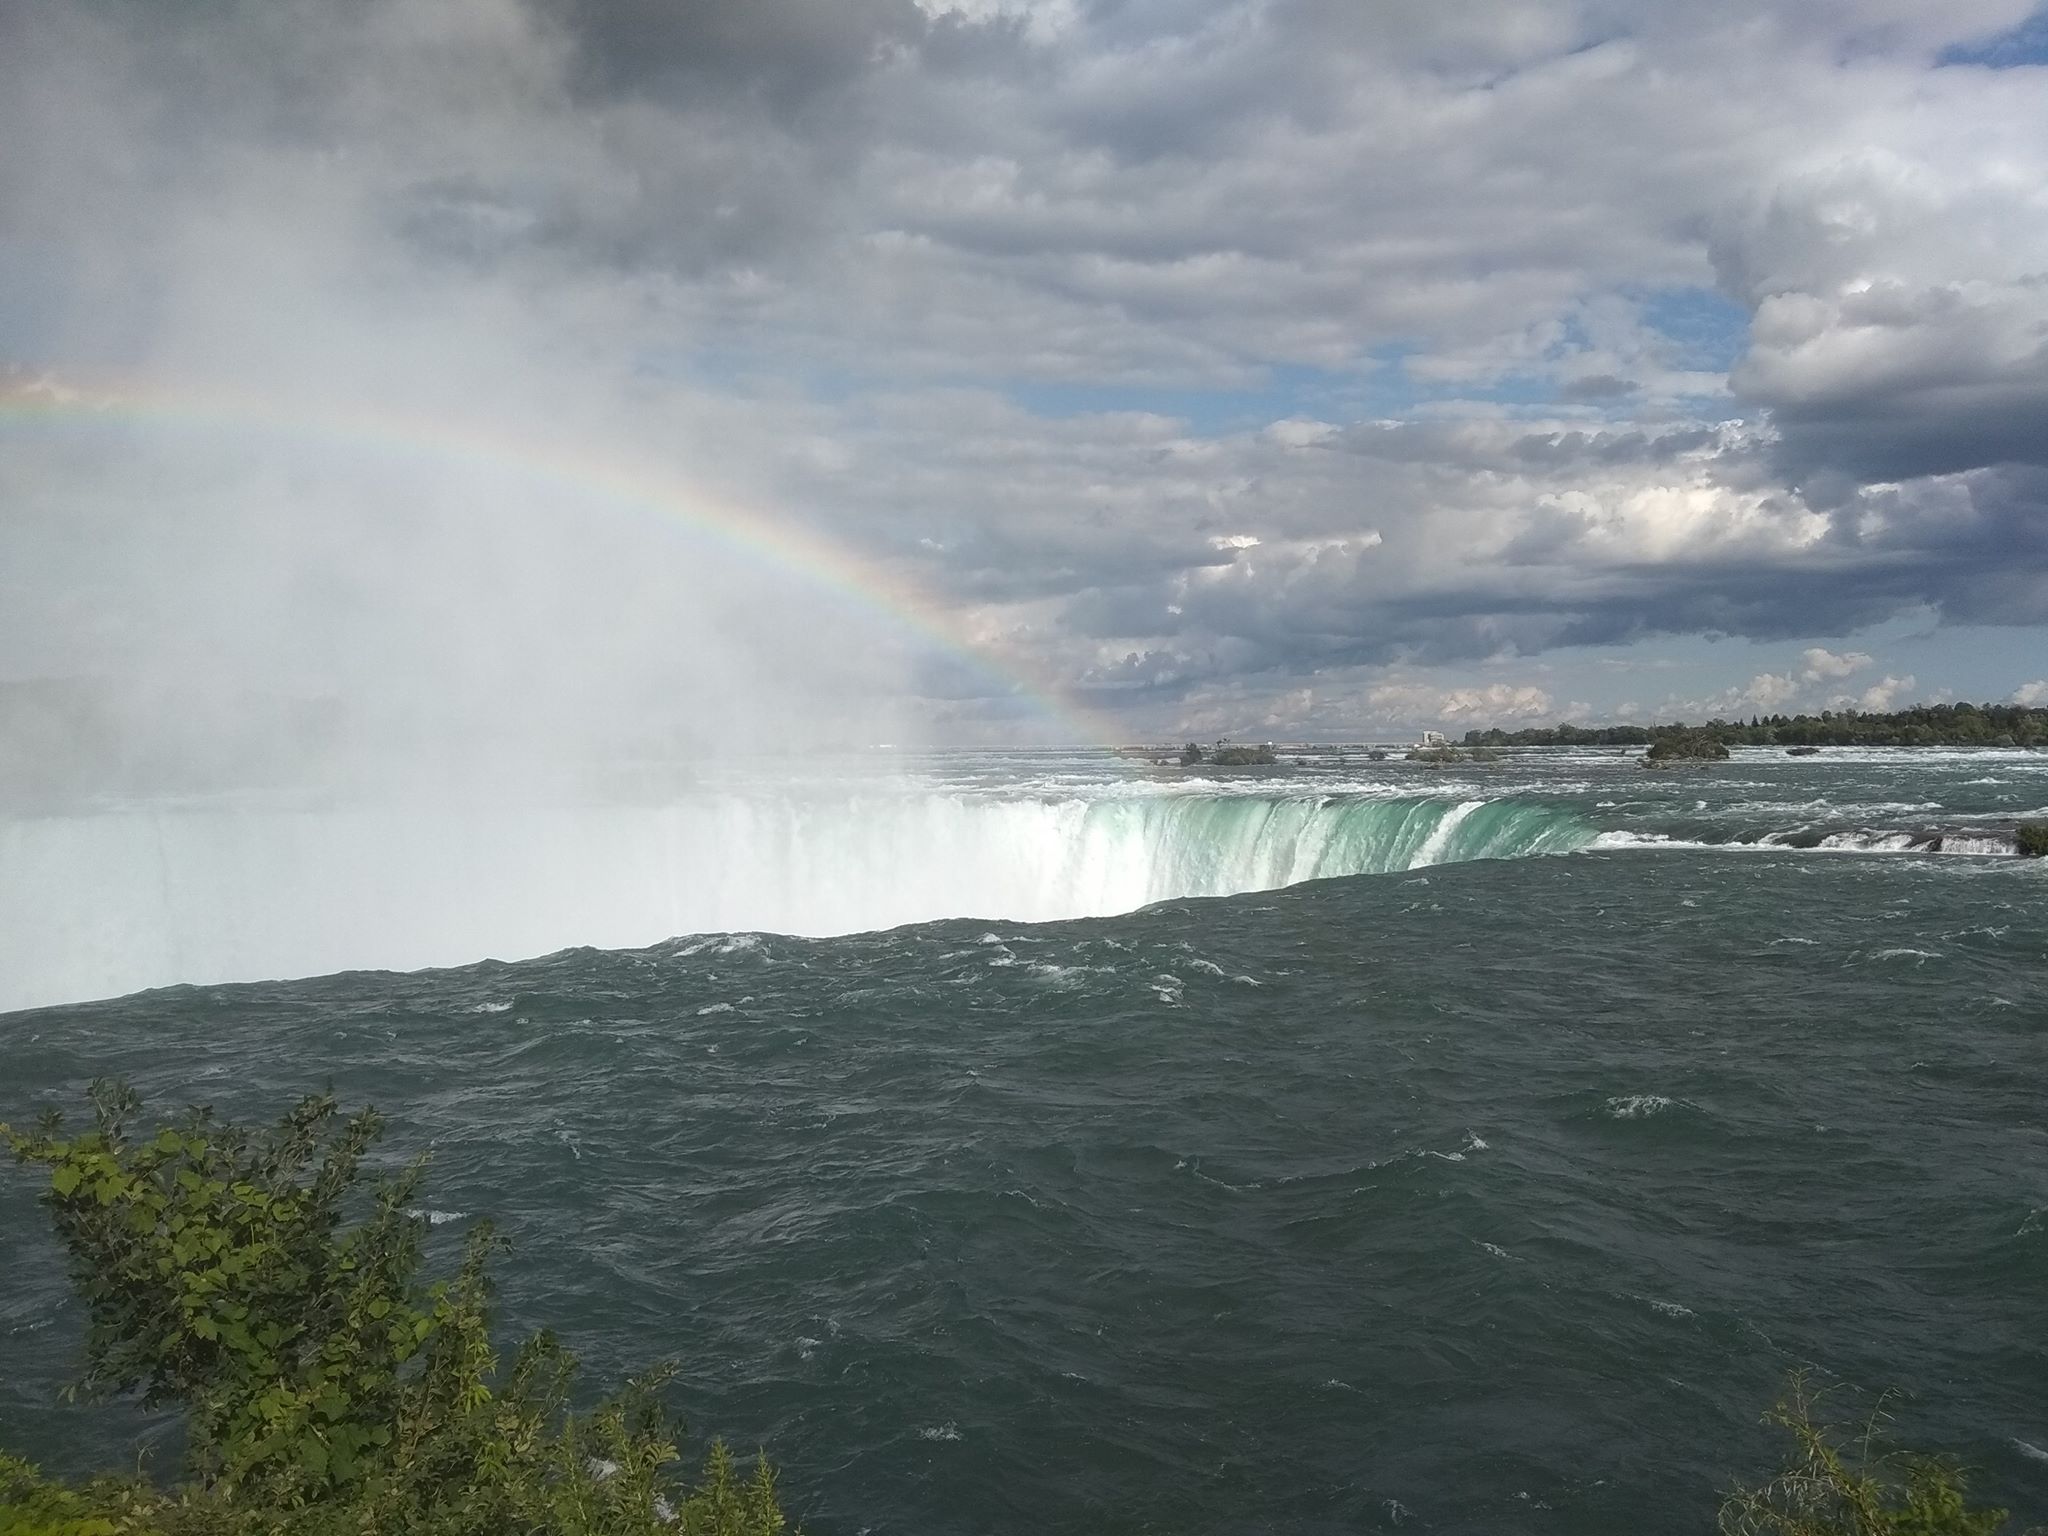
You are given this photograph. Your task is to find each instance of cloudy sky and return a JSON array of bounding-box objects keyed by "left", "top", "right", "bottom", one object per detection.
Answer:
[{"left": 3, "top": 0, "right": 2047, "bottom": 757}]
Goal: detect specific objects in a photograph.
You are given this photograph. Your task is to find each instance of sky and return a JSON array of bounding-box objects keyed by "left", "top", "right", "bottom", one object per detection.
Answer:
[{"left": 2, "top": 0, "right": 2046, "bottom": 764}]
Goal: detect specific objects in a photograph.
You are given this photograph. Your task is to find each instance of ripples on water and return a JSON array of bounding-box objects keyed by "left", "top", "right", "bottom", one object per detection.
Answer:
[{"left": 4, "top": 843, "right": 2046, "bottom": 1534}]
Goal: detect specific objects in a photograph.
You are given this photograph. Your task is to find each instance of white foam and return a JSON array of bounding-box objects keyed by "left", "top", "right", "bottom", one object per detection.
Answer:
[
  {"left": 1407, "top": 799, "right": 1482, "bottom": 869},
  {"left": 1023, "top": 961, "right": 1111, "bottom": 985},
  {"left": 1589, "top": 831, "right": 1715, "bottom": 851},
  {"left": 1937, "top": 835, "right": 2013, "bottom": 856},
  {"left": 1607, "top": 1094, "right": 1676, "bottom": 1119},
  {"left": 1820, "top": 831, "right": 1917, "bottom": 852}
]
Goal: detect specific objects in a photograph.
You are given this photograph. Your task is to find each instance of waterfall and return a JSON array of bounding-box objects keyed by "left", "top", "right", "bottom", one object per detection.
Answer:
[{"left": 0, "top": 792, "right": 1592, "bottom": 1011}]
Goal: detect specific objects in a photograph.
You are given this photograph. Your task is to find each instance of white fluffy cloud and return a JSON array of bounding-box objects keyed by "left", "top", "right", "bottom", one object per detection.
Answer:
[
  {"left": 1365, "top": 682, "right": 1556, "bottom": 724},
  {"left": 1853, "top": 674, "right": 1919, "bottom": 713},
  {"left": 1799, "top": 648, "right": 1873, "bottom": 681}
]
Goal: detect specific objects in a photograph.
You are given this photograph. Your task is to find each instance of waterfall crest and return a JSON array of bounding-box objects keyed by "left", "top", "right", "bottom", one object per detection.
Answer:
[{"left": 0, "top": 792, "right": 1592, "bottom": 1010}]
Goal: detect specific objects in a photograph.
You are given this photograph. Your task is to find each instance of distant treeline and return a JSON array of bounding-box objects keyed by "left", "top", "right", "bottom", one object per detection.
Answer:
[{"left": 1464, "top": 701, "right": 2048, "bottom": 749}]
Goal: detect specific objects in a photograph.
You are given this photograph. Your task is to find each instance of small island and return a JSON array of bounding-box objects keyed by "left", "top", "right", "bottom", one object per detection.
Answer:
[
  {"left": 1405, "top": 745, "right": 1504, "bottom": 764},
  {"left": 1643, "top": 733, "right": 1732, "bottom": 765},
  {"left": 1180, "top": 740, "right": 1279, "bottom": 767}
]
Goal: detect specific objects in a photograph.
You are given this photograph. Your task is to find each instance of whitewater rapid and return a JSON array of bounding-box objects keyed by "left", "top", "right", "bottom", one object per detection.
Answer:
[{"left": 0, "top": 791, "right": 1589, "bottom": 1013}]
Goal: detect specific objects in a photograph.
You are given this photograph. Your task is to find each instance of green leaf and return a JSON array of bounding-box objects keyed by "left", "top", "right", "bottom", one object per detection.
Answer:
[{"left": 47, "top": 1165, "right": 81, "bottom": 1197}]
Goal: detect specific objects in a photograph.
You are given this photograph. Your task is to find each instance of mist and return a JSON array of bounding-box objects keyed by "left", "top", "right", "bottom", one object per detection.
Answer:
[
  {"left": 0, "top": 0, "right": 1000, "bottom": 1007},
  {"left": 0, "top": 0, "right": 959, "bottom": 812}
]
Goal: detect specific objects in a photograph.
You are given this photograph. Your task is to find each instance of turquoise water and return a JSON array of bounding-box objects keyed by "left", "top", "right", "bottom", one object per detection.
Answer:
[{"left": 3, "top": 749, "right": 2046, "bottom": 1532}]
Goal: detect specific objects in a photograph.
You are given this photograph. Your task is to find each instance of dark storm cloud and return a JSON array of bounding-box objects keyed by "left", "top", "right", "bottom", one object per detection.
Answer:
[
  {"left": 541, "top": 0, "right": 926, "bottom": 109},
  {"left": 1558, "top": 373, "right": 1638, "bottom": 401}
]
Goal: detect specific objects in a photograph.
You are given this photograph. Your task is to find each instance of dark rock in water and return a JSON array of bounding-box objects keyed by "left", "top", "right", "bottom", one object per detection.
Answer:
[
  {"left": 2019, "top": 821, "right": 2048, "bottom": 858},
  {"left": 1786, "top": 746, "right": 1822, "bottom": 756}
]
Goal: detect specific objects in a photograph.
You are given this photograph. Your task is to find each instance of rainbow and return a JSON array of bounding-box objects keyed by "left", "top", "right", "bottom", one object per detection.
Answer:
[{"left": 0, "top": 375, "right": 1123, "bottom": 745}]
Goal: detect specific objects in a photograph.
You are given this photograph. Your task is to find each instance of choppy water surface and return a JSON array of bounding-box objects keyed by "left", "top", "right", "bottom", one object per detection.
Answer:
[{"left": 3, "top": 749, "right": 2047, "bottom": 1533}]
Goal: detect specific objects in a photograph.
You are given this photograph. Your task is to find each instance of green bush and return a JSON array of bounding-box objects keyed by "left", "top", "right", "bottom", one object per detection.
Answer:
[
  {"left": 1645, "top": 733, "right": 1731, "bottom": 762},
  {"left": 1, "top": 1450, "right": 167, "bottom": 1534},
  {"left": 2016, "top": 822, "right": 2048, "bottom": 858},
  {"left": 1721, "top": 1377, "right": 2019, "bottom": 1536},
  {"left": 2, "top": 1085, "right": 789, "bottom": 1536}
]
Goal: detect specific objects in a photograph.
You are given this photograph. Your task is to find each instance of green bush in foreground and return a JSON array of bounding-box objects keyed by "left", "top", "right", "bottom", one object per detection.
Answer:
[
  {"left": 1, "top": 1084, "right": 788, "bottom": 1536},
  {"left": 2016, "top": 822, "right": 2048, "bottom": 858},
  {"left": 1721, "top": 1377, "right": 2023, "bottom": 1536}
]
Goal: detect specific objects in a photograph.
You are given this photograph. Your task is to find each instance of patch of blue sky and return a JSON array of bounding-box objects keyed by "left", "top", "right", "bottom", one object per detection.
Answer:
[
  {"left": 1638, "top": 286, "right": 1750, "bottom": 374},
  {"left": 1386, "top": 286, "right": 1745, "bottom": 416},
  {"left": 1937, "top": 6, "right": 2048, "bottom": 67},
  {"left": 1402, "top": 368, "right": 1561, "bottom": 413},
  {"left": 653, "top": 284, "right": 1747, "bottom": 433},
  {"left": 636, "top": 349, "right": 1402, "bottom": 436},
  {"left": 998, "top": 361, "right": 1399, "bottom": 434}
]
